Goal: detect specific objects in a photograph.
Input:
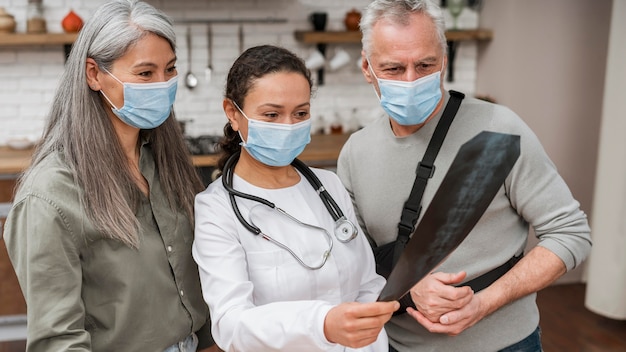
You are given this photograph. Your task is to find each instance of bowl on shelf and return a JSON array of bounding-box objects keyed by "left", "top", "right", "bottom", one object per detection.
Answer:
[
  {"left": 0, "top": 7, "right": 17, "bottom": 33},
  {"left": 6, "top": 138, "right": 35, "bottom": 150}
]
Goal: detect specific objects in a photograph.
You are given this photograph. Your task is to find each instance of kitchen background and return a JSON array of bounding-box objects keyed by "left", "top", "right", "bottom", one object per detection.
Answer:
[
  {"left": 0, "top": 0, "right": 624, "bottom": 334},
  {"left": 0, "top": 0, "right": 479, "bottom": 143}
]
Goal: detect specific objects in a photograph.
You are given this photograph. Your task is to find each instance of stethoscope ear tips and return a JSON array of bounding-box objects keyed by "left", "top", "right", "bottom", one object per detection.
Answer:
[{"left": 335, "top": 218, "right": 358, "bottom": 243}]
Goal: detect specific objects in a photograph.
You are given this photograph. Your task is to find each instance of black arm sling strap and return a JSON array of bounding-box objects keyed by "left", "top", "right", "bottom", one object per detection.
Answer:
[
  {"left": 392, "top": 90, "right": 465, "bottom": 266},
  {"left": 376, "top": 91, "right": 523, "bottom": 314}
]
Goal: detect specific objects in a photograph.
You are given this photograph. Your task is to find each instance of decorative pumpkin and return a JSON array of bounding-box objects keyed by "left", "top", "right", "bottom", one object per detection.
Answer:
[{"left": 62, "top": 10, "right": 83, "bottom": 33}]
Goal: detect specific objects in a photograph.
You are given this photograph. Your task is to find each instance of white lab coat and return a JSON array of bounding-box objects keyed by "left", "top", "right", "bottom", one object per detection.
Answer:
[{"left": 193, "top": 167, "right": 388, "bottom": 351}]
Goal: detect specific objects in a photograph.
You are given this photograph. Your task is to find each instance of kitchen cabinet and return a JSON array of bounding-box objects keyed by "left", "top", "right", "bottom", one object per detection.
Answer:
[
  {"left": 294, "top": 29, "right": 493, "bottom": 82},
  {"left": 0, "top": 239, "right": 25, "bottom": 316},
  {"left": 0, "top": 178, "right": 26, "bottom": 317}
]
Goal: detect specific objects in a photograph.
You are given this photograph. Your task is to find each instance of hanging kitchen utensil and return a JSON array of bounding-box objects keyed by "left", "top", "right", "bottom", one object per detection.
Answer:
[
  {"left": 378, "top": 131, "right": 520, "bottom": 303},
  {"left": 185, "top": 26, "right": 198, "bottom": 89},
  {"left": 205, "top": 24, "right": 213, "bottom": 83},
  {"left": 238, "top": 23, "right": 244, "bottom": 54}
]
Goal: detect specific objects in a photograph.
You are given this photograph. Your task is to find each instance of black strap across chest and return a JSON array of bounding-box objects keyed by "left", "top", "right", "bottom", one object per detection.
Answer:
[{"left": 392, "top": 90, "right": 465, "bottom": 265}]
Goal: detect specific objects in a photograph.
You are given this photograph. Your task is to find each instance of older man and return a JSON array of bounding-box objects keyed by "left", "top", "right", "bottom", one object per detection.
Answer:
[{"left": 336, "top": 1, "right": 592, "bottom": 351}]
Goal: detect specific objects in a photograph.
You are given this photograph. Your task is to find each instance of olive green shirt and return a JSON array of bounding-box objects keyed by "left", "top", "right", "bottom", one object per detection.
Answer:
[{"left": 3, "top": 144, "right": 213, "bottom": 351}]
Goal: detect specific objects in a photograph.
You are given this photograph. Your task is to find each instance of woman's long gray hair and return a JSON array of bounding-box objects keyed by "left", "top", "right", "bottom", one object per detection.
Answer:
[
  {"left": 360, "top": 0, "right": 447, "bottom": 56},
  {"left": 20, "top": 0, "right": 204, "bottom": 248}
]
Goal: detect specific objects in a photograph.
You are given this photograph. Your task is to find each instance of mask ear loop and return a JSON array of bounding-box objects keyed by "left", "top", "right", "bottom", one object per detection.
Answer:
[
  {"left": 231, "top": 100, "right": 250, "bottom": 121},
  {"left": 366, "top": 57, "right": 379, "bottom": 80},
  {"left": 230, "top": 100, "right": 251, "bottom": 146},
  {"left": 98, "top": 66, "right": 124, "bottom": 110},
  {"left": 366, "top": 58, "right": 383, "bottom": 101},
  {"left": 99, "top": 90, "right": 120, "bottom": 111},
  {"left": 439, "top": 56, "right": 446, "bottom": 81}
]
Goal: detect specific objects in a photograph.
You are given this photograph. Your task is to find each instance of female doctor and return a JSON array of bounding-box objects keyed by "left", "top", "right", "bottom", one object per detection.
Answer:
[{"left": 192, "top": 45, "right": 399, "bottom": 351}]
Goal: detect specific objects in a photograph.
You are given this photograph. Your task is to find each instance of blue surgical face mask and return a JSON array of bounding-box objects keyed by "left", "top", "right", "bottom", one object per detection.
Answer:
[
  {"left": 234, "top": 102, "right": 311, "bottom": 167},
  {"left": 368, "top": 59, "right": 443, "bottom": 126},
  {"left": 100, "top": 68, "right": 178, "bottom": 129}
]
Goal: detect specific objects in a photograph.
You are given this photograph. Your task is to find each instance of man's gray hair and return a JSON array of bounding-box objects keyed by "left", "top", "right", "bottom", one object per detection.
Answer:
[{"left": 360, "top": 0, "right": 447, "bottom": 56}]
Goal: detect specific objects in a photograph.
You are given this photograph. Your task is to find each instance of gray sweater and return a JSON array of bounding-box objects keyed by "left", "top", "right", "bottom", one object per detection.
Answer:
[{"left": 337, "top": 91, "right": 592, "bottom": 351}]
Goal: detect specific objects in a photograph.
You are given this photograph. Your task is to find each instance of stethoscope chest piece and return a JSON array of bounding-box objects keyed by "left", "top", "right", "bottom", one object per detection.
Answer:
[
  {"left": 223, "top": 152, "right": 359, "bottom": 269},
  {"left": 335, "top": 217, "right": 358, "bottom": 243}
]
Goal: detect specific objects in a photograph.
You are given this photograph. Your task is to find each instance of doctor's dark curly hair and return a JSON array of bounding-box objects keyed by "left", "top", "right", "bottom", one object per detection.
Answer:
[{"left": 216, "top": 45, "right": 313, "bottom": 172}]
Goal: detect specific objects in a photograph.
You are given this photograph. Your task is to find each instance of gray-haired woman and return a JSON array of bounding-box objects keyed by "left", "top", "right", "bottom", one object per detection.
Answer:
[{"left": 3, "top": 1, "right": 215, "bottom": 351}]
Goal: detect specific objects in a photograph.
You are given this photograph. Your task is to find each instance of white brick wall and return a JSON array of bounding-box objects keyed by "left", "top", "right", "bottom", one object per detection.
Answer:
[{"left": 0, "top": 0, "right": 479, "bottom": 144}]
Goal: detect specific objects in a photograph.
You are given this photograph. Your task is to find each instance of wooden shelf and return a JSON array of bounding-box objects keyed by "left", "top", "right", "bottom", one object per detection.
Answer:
[
  {"left": 294, "top": 28, "right": 492, "bottom": 44},
  {"left": 294, "top": 30, "right": 362, "bottom": 44},
  {"left": 0, "top": 33, "right": 79, "bottom": 47},
  {"left": 444, "top": 29, "right": 493, "bottom": 41}
]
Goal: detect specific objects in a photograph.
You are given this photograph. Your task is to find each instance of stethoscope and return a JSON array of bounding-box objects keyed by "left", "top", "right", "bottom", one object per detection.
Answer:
[{"left": 222, "top": 152, "right": 358, "bottom": 269}]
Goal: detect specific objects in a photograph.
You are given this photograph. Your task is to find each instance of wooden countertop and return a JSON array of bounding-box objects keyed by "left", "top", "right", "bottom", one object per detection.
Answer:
[
  {"left": 0, "top": 147, "right": 33, "bottom": 176},
  {"left": 0, "top": 133, "right": 351, "bottom": 176}
]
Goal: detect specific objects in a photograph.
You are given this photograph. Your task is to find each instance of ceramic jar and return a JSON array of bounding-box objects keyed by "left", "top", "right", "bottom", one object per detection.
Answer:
[
  {"left": 27, "top": 0, "right": 47, "bottom": 34},
  {"left": 344, "top": 8, "right": 361, "bottom": 31},
  {"left": 0, "top": 7, "right": 17, "bottom": 34}
]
